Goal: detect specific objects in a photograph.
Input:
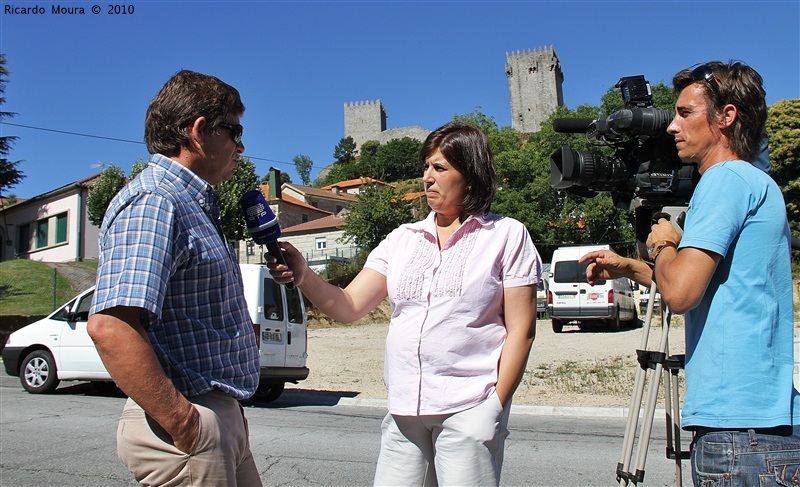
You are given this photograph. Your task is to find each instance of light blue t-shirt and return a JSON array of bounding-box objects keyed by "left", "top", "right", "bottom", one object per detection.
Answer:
[{"left": 679, "top": 160, "right": 798, "bottom": 429}]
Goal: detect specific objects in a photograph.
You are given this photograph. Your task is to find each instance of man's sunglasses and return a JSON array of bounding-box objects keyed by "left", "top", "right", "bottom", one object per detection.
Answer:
[
  {"left": 691, "top": 63, "right": 720, "bottom": 93},
  {"left": 216, "top": 122, "right": 243, "bottom": 144}
]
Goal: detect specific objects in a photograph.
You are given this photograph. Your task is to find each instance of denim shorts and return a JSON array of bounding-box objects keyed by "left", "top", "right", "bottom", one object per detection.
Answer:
[{"left": 690, "top": 425, "right": 800, "bottom": 486}]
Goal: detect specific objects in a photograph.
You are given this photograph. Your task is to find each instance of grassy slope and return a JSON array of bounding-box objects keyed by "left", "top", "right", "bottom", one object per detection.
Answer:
[{"left": 0, "top": 260, "right": 76, "bottom": 315}]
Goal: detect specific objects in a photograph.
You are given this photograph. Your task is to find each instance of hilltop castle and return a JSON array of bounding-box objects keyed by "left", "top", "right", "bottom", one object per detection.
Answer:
[
  {"left": 343, "top": 100, "right": 430, "bottom": 150},
  {"left": 343, "top": 45, "right": 564, "bottom": 151},
  {"left": 505, "top": 45, "right": 564, "bottom": 133}
]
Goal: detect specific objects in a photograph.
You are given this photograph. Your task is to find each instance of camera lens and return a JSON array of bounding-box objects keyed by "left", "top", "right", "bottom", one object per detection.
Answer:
[{"left": 550, "top": 146, "right": 629, "bottom": 190}]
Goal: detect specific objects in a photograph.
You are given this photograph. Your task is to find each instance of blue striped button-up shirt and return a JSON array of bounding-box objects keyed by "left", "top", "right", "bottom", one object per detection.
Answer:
[{"left": 90, "top": 154, "right": 259, "bottom": 399}]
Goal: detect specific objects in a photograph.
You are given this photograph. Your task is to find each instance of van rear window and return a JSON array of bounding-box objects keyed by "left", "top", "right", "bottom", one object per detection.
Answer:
[{"left": 553, "top": 260, "right": 605, "bottom": 284}]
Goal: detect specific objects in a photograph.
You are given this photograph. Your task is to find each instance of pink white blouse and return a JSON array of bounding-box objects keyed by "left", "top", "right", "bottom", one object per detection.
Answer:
[{"left": 364, "top": 211, "right": 541, "bottom": 415}]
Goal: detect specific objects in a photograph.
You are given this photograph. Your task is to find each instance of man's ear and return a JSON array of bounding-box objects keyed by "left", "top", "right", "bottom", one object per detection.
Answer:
[
  {"left": 719, "top": 104, "right": 738, "bottom": 129},
  {"left": 187, "top": 116, "right": 208, "bottom": 151}
]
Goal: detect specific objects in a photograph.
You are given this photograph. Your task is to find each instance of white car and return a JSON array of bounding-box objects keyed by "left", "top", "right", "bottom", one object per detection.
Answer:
[
  {"left": 3, "top": 265, "right": 309, "bottom": 402},
  {"left": 2, "top": 286, "right": 113, "bottom": 394}
]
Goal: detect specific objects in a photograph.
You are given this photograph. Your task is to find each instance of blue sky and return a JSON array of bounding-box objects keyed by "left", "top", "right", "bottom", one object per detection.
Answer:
[{"left": 1, "top": 0, "right": 798, "bottom": 199}]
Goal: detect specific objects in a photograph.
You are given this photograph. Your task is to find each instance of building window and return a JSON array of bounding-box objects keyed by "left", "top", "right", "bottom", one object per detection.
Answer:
[
  {"left": 56, "top": 214, "right": 67, "bottom": 243},
  {"left": 335, "top": 205, "right": 343, "bottom": 214},
  {"left": 19, "top": 212, "right": 69, "bottom": 252},
  {"left": 36, "top": 219, "right": 48, "bottom": 248},
  {"left": 302, "top": 214, "right": 308, "bottom": 223},
  {"left": 316, "top": 237, "right": 327, "bottom": 250},
  {"left": 17, "top": 225, "right": 30, "bottom": 253}
]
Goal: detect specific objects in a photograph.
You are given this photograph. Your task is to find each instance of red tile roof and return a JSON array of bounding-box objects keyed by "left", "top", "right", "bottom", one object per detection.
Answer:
[{"left": 282, "top": 214, "right": 345, "bottom": 234}]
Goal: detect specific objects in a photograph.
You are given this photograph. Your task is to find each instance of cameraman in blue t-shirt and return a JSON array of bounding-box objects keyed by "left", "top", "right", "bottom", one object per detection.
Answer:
[{"left": 581, "top": 60, "right": 799, "bottom": 486}]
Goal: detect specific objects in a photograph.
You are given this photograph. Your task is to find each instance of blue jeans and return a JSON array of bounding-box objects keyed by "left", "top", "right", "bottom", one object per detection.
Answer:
[{"left": 690, "top": 425, "right": 800, "bottom": 486}]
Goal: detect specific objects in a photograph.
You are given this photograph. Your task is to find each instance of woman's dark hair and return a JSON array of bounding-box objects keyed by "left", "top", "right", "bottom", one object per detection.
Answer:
[
  {"left": 145, "top": 70, "right": 245, "bottom": 156},
  {"left": 673, "top": 60, "right": 766, "bottom": 162},
  {"left": 420, "top": 122, "right": 497, "bottom": 216}
]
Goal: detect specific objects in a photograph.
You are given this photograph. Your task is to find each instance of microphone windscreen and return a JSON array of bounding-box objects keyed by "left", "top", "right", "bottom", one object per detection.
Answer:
[
  {"left": 552, "top": 118, "right": 595, "bottom": 133},
  {"left": 239, "top": 190, "right": 281, "bottom": 245}
]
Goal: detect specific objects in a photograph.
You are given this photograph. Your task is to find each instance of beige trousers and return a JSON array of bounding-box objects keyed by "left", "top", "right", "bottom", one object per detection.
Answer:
[
  {"left": 116, "top": 390, "right": 262, "bottom": 486},
  {"left": 374, "top": 391, "right": 511, "bottom": 487}
]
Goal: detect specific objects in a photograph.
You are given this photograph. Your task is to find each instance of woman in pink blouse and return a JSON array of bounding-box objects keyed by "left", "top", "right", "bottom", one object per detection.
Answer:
[{"left": 268, "top": 122, "right": 541, "bottom": 486}]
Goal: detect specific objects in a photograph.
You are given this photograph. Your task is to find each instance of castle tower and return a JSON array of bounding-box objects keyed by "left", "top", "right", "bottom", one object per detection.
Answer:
[
  {"left": 505, "top": 46, "right": 564, "bottom": 133},
  {"left": 343, "top": 100, "right": 387, "bottom": 151}
]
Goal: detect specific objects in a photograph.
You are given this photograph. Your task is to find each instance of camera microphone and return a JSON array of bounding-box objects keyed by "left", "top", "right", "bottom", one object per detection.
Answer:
[
  {"left": 239, "top": 189, "right": 295, "bottom": 289},
  {"left": 552, "top": 117, "right": 596, "bottom": 133}
]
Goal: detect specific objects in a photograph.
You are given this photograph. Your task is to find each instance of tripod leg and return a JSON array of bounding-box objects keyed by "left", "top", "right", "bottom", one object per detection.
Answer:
[
  {"left": 630, "top": 313, "right": 670, "bottom": 482},
  {"left": 618, "top": 282, "right": 659, "bottom": 486},
  {"left": 665, "top": 352, "right": 685, "bottom": 487}
]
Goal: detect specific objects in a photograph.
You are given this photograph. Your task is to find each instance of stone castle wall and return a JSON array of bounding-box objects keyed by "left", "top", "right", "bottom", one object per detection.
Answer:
[
  {"left": 505, "top": 45, "right": 564, "bottom": 133},
  {"left": 343, "top": 45, "right": 564, "bottom": 150},
  {"left": 343, "top": 100, "right": 387, "bottom": 150}
]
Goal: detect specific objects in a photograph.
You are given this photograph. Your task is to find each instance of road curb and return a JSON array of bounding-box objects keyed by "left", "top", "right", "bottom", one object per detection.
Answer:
[{"left": 336, "top": 396, "right": 666, "bottom": 418}]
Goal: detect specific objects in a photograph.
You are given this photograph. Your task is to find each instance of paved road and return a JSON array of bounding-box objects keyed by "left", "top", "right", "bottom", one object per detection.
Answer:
[
  {"left": 48, "top": 262, "right": 97, "bottom": 292},
  {"left": 1, "top": 374, "right": 690, "bottom": 486}
]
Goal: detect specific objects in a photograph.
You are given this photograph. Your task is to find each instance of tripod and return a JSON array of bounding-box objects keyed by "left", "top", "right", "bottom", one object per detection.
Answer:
[{"left": 617, "top": 280, "right": 690, "bottom": 486}]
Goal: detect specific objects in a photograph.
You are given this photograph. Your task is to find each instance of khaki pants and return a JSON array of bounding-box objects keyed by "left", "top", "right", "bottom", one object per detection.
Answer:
[{"left": 117, "top": 391, "right": 262, "bottom": 486}]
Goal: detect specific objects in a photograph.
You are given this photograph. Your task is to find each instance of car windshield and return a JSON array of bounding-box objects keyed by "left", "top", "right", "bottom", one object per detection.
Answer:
[
  {"left": 553, "top": 260, "right": 605, "bottom": 285},
  {"left": 49, "top": 290, "right": 93, "bottom": 322}
]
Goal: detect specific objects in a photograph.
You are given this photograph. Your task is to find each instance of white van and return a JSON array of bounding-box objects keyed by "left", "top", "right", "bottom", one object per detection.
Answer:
[
  {"left": 239, "top": 264, "right": 309, "bottom": 402},
  {"left": 547, "top": 245, "right": 638, "bottom": 333},
  {"left": 2, "top": 264, "right": 308, "bottom": 403}
]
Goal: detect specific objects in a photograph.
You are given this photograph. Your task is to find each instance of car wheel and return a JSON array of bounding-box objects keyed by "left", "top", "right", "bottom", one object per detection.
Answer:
[
  {"left": 552, "top": 319, "right": 564, "bottom": 333},
  {"left": 20, "top": 350, "right": 60, "bottom": 394},
  {"left": 627, "top": 307, "right": 640, "bottom": 328},
  {"left": 610, "top": 309, "right": 621, "bottom": 332},
  {"left": 251, "top": 382, "right": 285, "bottom": 403}
]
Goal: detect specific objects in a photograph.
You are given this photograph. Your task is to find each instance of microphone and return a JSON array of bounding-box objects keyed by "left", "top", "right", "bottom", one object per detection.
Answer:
[
  {"left": 552, "top": 117, "right": 596, "bottom": 133},
  {"left": 239, "top": 189, "right": 295, "bottom": 289}
]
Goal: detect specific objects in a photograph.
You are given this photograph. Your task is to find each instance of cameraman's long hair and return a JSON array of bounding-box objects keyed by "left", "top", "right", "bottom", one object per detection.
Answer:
[
  {"left": 145, "top": 70, "right": 245, "bottom": 157},
  {"left": 673, "top": 61, "right": 766, "bottom": 162},
  {"left": 420, "top": 122, "right": 497, "bottom": 218}
]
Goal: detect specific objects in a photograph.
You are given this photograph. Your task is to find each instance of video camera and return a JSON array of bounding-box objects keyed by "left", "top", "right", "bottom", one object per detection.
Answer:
[{"left": 549, "top": 75, "right": 699, "bottom": 254}]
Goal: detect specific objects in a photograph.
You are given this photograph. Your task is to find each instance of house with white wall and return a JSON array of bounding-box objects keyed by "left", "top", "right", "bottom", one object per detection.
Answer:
[
  {"left": 278, "top": 215, "right": 356, "bottom": 272},
  {"left": 239, "top": 169, "right": 365, "bottom": 266},
  {"left": 0, "top": 174, "right": 100, "bottom": 263}
]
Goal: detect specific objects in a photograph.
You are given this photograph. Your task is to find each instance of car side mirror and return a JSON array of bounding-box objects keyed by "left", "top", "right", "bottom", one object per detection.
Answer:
[{"left": 66, "top": 311, "right": 89, "bottom": 322}]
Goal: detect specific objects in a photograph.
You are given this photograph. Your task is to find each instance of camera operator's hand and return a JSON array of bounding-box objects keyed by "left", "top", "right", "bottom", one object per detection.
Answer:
[
  {"left": 646, "top": 218, "right": 682, "bottom": 249},
  {"left": 579, "top": 250, "right": 653, "bottom": 287}
]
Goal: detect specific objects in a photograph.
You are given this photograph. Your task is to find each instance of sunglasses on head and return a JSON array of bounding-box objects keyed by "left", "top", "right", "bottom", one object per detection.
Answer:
[{"left": 691, "top": 63, "right": 720, "bottom": 93}]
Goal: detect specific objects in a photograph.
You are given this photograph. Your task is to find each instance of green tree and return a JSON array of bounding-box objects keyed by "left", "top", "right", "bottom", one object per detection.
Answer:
[
  {"left": 454, "top": 108, "right": 524, "bottom": 157},
  {"left": 316, "top": 160, "right": 359, "bottom": 187},
  {"left": 293, "top": 154, "right": 314, "bottom": 186},
  {"left": 471, "top": 102, "right": 635, "bottom": 260},
  {"left": 600, "top": 80, "right": 677, "bottom": 115},
  {"left": 356, "top": 140, "right": 381, "bottom": 177},
  {"left": 333, "top": 136, "right": 356, "bottom": 165},
  {"left": 259, "top": 170, "right": 292, "bottom": 186},
  {"left": 373, "top": 137, "right": 423, "bottom": 181},
  {"left": 129, "top": 158, "right": 149, "bottom": 181},
  {"left": 216, "top": 156, "right": 259, "bottom": 240},
  {"left": 87, "top": 164, "right": 126, "bottom": 226},
  {"left": 315, "top": 136, "right": 359, "bottom": 187},
  {"left": 0, "top": 54, "right": 24, "bottom": 198},
  {"left": 342, "top": 184, "right": 416, "bottom": 251},
  {"left": 766, "top": 98, "right": 800, "bottom": 238}
]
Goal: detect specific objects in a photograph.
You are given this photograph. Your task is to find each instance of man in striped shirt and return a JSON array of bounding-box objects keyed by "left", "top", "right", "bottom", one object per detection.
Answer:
[{"left": 88, "top": 70, "right": 261, "bottom": 486}]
